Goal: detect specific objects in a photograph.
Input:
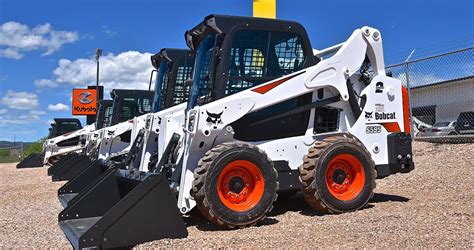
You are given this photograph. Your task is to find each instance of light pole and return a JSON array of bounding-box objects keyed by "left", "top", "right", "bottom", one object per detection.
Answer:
[{"left": 95, "top": 48, "right": 102, "bottom": 109}]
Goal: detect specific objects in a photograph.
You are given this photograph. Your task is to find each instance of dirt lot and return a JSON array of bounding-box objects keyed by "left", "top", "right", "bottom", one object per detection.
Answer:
[{"left": 0, "top": 141, "right": 472, "bottom": 248}]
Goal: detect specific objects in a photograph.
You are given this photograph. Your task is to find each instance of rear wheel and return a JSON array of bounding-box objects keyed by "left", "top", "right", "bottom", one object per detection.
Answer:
[
  {"left": 191, "top": 142, "right": 278, "bottom": 228},
  {"left": 299, "top": 135, "right": 376, "bottom": 213}
]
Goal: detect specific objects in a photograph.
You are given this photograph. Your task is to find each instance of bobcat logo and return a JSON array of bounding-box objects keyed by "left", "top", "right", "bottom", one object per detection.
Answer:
[
  {"left": 206, "top": 110, "right": 223, "bottom": 129},
  {"left": 365, "top": 111, "right": 373, "bottom": 120}
]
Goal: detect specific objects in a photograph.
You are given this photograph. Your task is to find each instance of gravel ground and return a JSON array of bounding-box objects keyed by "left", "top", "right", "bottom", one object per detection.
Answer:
[{"left": 0, "top": 141, "right": 472, "bottom": 248}]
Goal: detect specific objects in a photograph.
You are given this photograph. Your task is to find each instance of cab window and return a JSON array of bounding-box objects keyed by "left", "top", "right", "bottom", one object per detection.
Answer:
[{"left": 226, "top": 29, "right": 306, "bottom": 95}]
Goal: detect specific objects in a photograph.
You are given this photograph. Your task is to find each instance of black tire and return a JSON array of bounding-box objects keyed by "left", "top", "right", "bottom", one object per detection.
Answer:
[
  {"left": 191, "top": 142, "right": 278, "bottom": 229},
  {"left": 298, "top": 135, "right": 376, "bottom": 213},
  {"left": 448, "top": 131, "right": 458, "bottom": 136}
]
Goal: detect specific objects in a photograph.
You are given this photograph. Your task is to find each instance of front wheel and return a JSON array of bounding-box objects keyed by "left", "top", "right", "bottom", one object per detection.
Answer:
[
  {"left": 299, "top": 135, "right": 376, "bottom": 213},
  {"left": 191, "top": 142, "right": 278, "bottom": 228}
]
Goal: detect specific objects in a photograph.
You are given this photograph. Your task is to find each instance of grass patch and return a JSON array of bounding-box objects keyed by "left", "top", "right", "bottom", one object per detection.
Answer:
[{"left": 0, "top": 155, "right": 20, "bottom": 164}]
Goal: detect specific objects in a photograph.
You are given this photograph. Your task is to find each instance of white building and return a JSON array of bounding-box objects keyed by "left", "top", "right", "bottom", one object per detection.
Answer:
[{"left": 410, "top": 76, "right": 474, "bottom": 124}]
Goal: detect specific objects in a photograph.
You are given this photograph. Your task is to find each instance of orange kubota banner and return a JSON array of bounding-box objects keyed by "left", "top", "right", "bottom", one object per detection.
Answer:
[{"left": 72, "top": 88, "right": 97, "bottom": 115}]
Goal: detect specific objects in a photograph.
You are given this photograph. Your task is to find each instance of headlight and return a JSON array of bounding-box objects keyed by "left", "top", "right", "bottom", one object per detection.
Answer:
[{"left": 187, "top": 109, "right": 198, "bottom": 132}]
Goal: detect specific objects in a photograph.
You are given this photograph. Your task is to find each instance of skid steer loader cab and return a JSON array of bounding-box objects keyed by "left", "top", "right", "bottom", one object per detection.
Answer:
[
  {"left": 109, "top": 89, "right": 153, "bottom": 126},
  {"left": 151, "top": 49, "right": 195, "bottom": 112},
  {"left": 186, "top": 15, "right": 317, "bottom": 109},
  {"left": 53, "top": 118, "right": 83, "bottom": 137},
  {"left": 95, "top": 100, "right": 114, "bottom": 130}
]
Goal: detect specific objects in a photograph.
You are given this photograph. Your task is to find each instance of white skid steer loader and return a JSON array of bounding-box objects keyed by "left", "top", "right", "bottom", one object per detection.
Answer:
[
  {"left": 57, "top": 15, "right": 414, "bottom": 249},
  {"left": 56, "top": 48, "right": 195, "bottom": 208},
  {"left": 17, "top": 118, "right": 83, "bottom": 168},
  {"left": 47, "top": 89, "right": 153, "bottom": 181}
]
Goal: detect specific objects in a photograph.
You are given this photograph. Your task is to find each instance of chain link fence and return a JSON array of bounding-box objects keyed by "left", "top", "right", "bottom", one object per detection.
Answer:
[
  {"left": 386, "top": 47, "right": 474, "bottom": 143},
  {"left": 0, "top": 145, "right": 24, "bottom": 163}
]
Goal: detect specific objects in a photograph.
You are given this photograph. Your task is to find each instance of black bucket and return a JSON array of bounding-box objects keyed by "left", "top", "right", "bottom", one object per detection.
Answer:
[
  {"left": 57, "top": 160, "right": 111, "bottom": 208},
  {"left": 47, "top": 153, "right": 79, "bottom": 176},
  {"left": 58, "top": 169, "right": 187, "bottom": 248},
  {"left": 16, "top": 153, "right": 43, "bottom": 168},
  {"left": 51, "top": 155, "right": 93, "bottom": 182}
]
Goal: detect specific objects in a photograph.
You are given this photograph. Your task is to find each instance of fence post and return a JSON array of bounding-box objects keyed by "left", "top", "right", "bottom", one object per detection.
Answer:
[
  {"left": 404, "top": 49, "right": 416, "bottom": 139},
  {"left": 405, "top": 62, "right": 415, "bottom": 139}
]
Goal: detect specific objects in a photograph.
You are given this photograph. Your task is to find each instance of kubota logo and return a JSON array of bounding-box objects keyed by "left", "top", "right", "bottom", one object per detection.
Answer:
[{"left": 77, "top": 91, "right": 94, "bottom": 104}]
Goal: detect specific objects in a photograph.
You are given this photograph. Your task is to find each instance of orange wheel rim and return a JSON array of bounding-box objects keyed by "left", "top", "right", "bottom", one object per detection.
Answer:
[
  {"left": 325, "top": 154, "right": 365, "bottom": 201},
  {"left": 217, "top": 160, "right": 265, "bottom": 212}
]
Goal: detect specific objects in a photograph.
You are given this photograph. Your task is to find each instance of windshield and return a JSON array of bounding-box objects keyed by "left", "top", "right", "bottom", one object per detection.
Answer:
[
  {"left": 187, "top": 32, "right": 217, "bottom": 110},
  {"left": 57, "top": 121, "right": 81, "bottom": 134},
  {"left": 152, "top": 60, "right": 169, "bottom": 112}
]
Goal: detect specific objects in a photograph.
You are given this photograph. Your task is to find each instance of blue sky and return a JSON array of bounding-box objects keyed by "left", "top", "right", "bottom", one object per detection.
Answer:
[{"left": 0, "top": 0, "right": 473, "bottom": 142}]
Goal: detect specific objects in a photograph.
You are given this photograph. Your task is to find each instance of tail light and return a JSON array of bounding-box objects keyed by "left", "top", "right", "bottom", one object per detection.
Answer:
[
  {"left": 431, "top": 128, "right": 441, "bottom": 132},
  {"left": 401, "top": 85, "right": 411, "bottom": 134}
]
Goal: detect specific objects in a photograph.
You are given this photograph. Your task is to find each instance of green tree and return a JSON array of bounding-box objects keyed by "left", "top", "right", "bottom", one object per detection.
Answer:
[{"left": 23, "top": 137, "right": 47, "bottom": 157}]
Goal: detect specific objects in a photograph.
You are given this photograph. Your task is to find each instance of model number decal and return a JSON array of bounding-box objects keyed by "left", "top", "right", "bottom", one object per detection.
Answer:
[{"left": 366, "top": 125, "right": 382, "bottom": 134}]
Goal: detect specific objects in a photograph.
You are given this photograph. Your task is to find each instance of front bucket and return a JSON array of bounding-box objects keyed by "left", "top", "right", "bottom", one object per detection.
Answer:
[
  {"left": 51, "top": 155, "right": 93, "bottom": 182},
  {"left": 47, "top": 153, "right": 79, "bottom": 176},
  {"left": 57, "top": 160, "right": 111, "bottom": 208},
  {"left": 58, "top": 169, "right": 187, "bottom": 249},
  {"left": 16, "top": 153, "right": 43, "bottom": 168}
]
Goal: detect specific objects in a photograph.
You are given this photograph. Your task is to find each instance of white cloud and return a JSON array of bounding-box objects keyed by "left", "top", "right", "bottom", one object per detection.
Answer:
[
  {"left": 47, "top": 103, "right": 69, "bottom": 111},
  {"left": 101, "top": 25, "right": 117, "bottom": 37},
  {"left": 0, "top": 48, "right": 23, "bottom": 59},
  {"left": 0, "top": 109, "right": 7, "bottom": 114},
  {"left": 1, "top": 90, "right": 38, "bottom": 110},
  {"left": 34, "top": 79, "right": 58, "bottom": 88},
  {"left": 40, "top": 51, "right": 154, "bottom": 94},
  {"left": 0, "top": 21, "right": 79, "bottom": 59},
  {"left": 29, "top": 110, "right": 46, "bottom": 115},
  {"left": 0, "top": 113, "right": 41, "bottom": 125}
]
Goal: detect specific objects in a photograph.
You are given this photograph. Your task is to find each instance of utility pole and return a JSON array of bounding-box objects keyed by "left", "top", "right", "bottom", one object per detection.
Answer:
[{"left": 95, "top": 48, "right": 103, "bottom": 109}]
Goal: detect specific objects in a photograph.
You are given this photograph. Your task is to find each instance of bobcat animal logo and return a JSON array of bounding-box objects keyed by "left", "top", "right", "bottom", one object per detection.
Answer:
[
  {"left": 206, "top": 110, "right": 223, "bottom": 129},
  {"left": 365, "top": 111, "right": 373, "bottom": 120}
]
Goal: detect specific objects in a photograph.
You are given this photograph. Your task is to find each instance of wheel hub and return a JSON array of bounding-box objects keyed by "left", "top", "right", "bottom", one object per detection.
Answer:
[
  {"left": 217, "top": 160, "right": 265, "bottom": 212},
  {"left": 325, "top": 154, "right": 366, "bottom": 201},
  {"left": 229, "top": 176, "right": 245, "bottom": 193},
  {"left": 332, "top": 168, "right": 346, "bottom": 184}
]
